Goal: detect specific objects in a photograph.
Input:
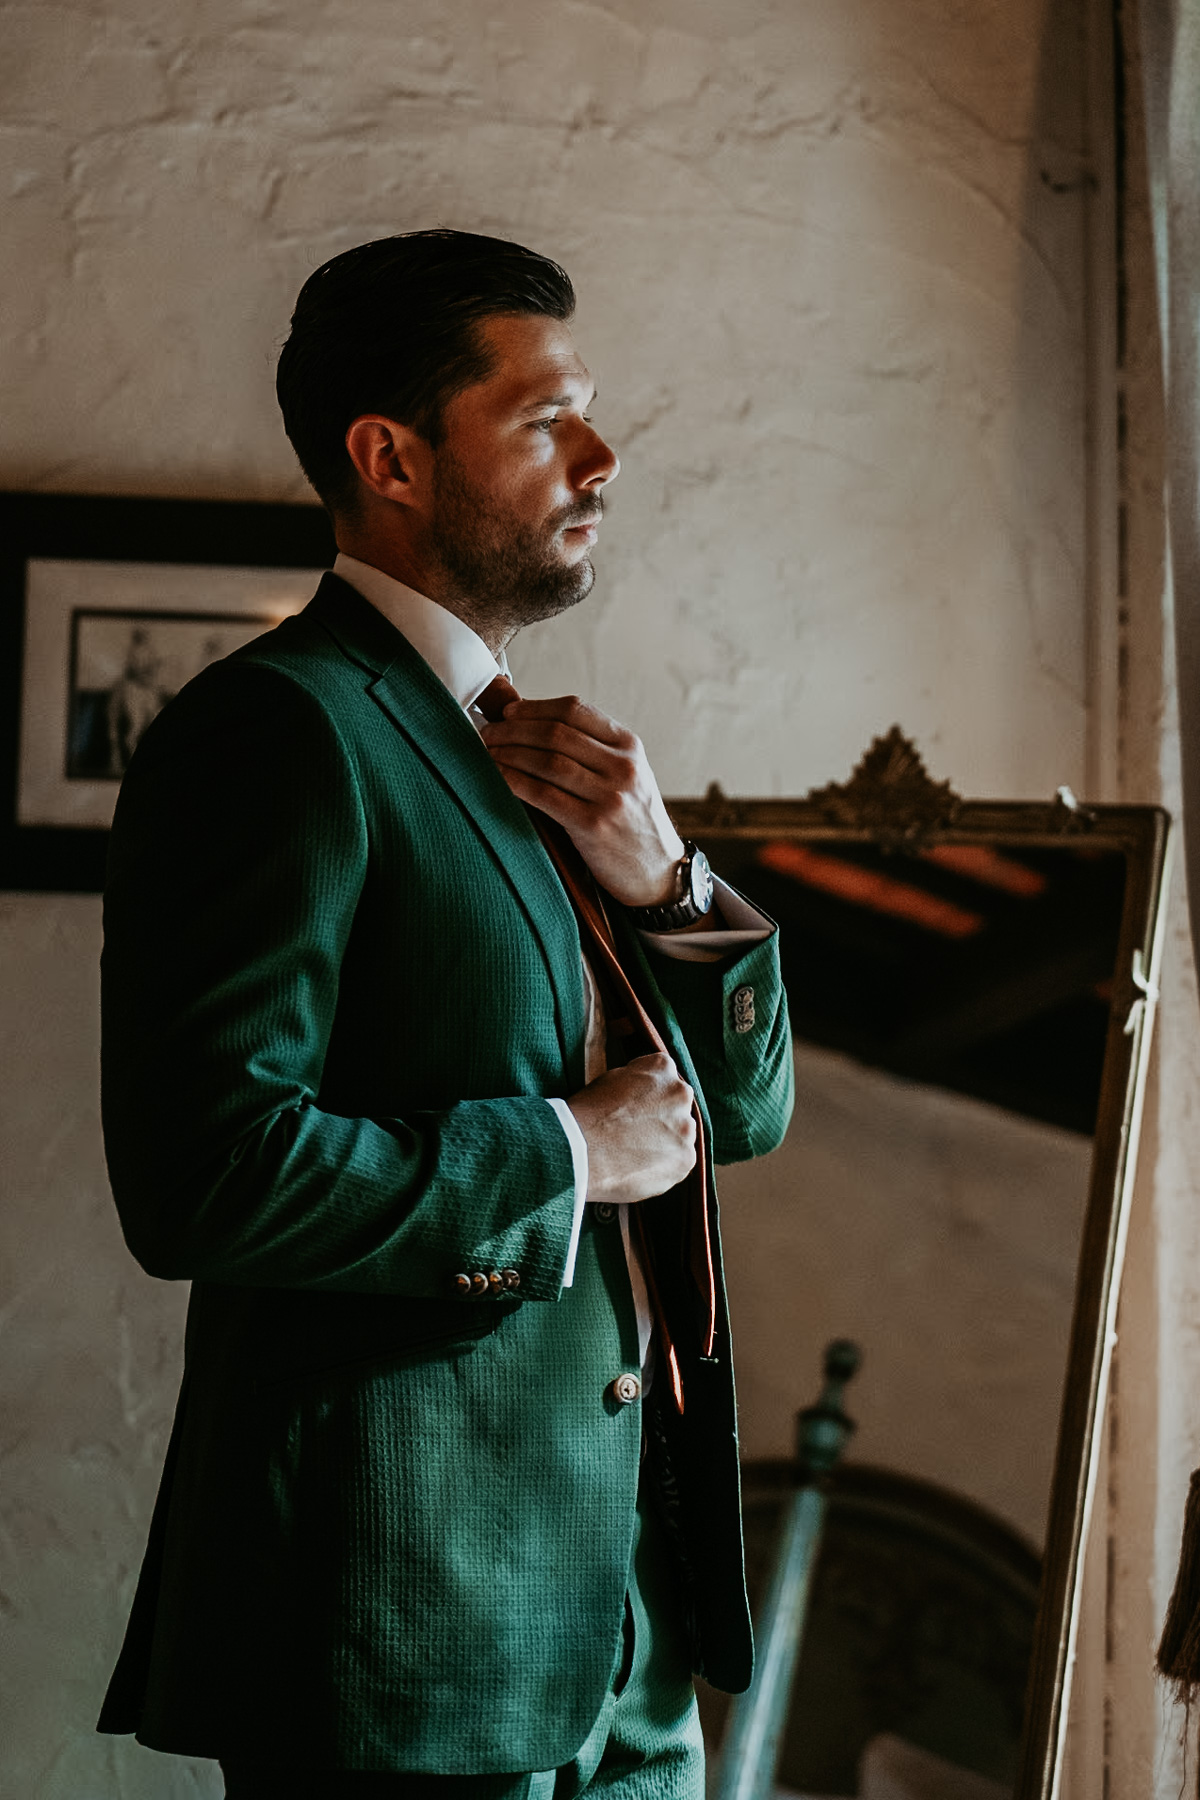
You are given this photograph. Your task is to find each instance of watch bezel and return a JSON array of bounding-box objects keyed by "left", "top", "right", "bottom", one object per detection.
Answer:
[{"left": 687, "top": 844, "right": 715, "bottom": 914}]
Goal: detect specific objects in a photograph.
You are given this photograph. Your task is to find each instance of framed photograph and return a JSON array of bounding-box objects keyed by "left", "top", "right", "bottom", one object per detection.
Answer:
[{"left": 0, "top": 493, "right": 336, "bottom": 891}]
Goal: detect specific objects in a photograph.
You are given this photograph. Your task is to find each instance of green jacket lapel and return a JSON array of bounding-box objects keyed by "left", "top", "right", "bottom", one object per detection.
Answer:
[{"left": 309, "top": 574, "right": 585, "bottom": 1070}]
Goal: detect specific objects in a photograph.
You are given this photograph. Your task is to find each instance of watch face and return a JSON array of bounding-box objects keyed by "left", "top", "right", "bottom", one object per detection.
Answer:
[{"left": 689, "top": 847, "right": 714, "bottom": 912}]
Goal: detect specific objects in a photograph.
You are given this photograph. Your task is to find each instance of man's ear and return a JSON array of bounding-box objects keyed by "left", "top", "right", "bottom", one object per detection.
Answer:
[{"left": 344, "top": 415, "right": 432, "bottom": 508}]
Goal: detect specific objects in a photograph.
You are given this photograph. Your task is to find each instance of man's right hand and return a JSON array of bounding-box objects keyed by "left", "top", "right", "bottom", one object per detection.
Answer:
[{"left": 567, "top": 1052, "right": 698, "bottom": 1205}]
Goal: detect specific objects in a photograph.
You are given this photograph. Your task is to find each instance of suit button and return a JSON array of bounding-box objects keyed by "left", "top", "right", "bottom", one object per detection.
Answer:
[
  {"left": 453, "top": 1274, "right": 472, "bottom": 1296},
  {"left": 593, "top": 1203, "right": 617, "bottom": 1223},
  {"left": 488, "top": 1270, "right": 503, "bottom": 1292},
  {"left": 500, "top": 1268, "right": 521, "bottom": 1290},
  {"left": 470, "top": 1272, "right": 489, "bottom": 1296},
  {"left": 612, "top": 1373, "right": 641, "bottom": 1406},
  {"left": 732, "top": 984, "right": 756, "bottom": 1034}
]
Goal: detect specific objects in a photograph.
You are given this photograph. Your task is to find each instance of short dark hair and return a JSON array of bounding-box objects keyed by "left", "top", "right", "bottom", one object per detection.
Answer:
[{"left": 276, "top": 229, "right": 576, "bottom": 512}]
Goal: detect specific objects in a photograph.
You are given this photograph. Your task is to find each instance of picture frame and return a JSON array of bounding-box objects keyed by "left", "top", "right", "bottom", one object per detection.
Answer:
[{"left": 0, "top": 493, "right": 336, "bottom": 892}]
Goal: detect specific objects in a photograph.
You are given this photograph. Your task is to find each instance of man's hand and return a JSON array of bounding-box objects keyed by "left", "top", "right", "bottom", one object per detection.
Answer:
[
  {"left": 567, "top": 1053, "right": 697, "bottom": 1205},
  {"left": 481, "top": 695, "right": 684, "bottom": 906}
]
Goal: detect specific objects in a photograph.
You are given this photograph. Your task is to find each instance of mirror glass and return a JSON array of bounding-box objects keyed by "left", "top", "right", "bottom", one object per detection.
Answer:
[{"left": 687, "top": 793, "right": 1134, "bottom": 1795}]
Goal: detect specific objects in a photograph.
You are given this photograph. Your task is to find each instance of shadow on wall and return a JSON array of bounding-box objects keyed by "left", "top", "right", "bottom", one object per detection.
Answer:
[{"left": 1012, "top": 0, "right": 1097, "bottom": 769}]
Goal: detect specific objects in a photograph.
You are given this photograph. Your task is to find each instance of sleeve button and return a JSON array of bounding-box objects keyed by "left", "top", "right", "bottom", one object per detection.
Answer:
[
  {"left": 470, "top": 1272, "right": 489, "bottom": 1296},
  {"left": 732, "top": 984, "right": 756, "bottom": 1033},
  {"left": 453, "top": 1274, "right": 472, "bottom": 1296},
  {"left": 612, "top": 1373, "right": 642, "bottom": 1405},
  {"left": 500, "top": 1268, "right": 521, "bottom": 1290}
]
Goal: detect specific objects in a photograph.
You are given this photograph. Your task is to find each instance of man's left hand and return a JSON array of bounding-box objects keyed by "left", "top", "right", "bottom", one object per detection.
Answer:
[{"left": 481, "top": 695, "right": 684, "bottom": 906}]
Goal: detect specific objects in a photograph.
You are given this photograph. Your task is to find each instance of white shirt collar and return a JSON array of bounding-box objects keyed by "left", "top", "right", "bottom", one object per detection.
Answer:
[{"left": 332, "top": 552, "right": 510, "bottom": 711}]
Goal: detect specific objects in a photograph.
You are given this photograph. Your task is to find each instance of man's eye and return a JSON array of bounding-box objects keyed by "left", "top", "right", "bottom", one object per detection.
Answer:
[{"left": 530, "top": 413, "right": 593, "bottom": 432}]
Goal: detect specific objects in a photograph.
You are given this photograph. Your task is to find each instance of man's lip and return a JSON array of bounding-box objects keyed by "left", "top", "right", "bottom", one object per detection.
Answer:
[{"left": 563, "top": 518, "right": 601, "bottom": 538}]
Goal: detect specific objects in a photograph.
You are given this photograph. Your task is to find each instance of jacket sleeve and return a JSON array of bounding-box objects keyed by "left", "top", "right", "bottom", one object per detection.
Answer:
[
  {"left": 101, "top": 658, "right": 578, "bottom": 1302},
  {"left": 632, "top": 916, "right": 795, "bottom": 1167}
]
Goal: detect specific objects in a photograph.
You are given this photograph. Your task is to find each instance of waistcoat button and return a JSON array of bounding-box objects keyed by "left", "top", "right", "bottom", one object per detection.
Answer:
[{"left": 593, "top": 1202, "right": 617, "bottom": 1223}]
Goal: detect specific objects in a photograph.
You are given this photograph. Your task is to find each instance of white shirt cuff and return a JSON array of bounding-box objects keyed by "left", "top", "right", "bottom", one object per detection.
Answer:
[
  {"left": 637, "top": 876, "right": 774, "bottom": 964},
  {"left": 545, "top": 1097, "right": 589, "bottom": 1288}
]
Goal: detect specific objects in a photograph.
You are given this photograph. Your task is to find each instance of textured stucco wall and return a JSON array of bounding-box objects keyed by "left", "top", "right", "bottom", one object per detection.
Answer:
[
  {"left": 2, "top": 0, "right": 1090, "bottom": 799},
  {"left": 0, "top": 896, "right": 204, "bottom": 1799},
  {"left": 0, "top": 1, "right": 1096, "bottom": 1794}
]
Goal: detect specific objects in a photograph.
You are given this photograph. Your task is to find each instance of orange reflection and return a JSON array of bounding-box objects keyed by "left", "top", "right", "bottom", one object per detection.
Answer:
[{"left": 757, "top": 842, "right": 986, "bottom": 940}]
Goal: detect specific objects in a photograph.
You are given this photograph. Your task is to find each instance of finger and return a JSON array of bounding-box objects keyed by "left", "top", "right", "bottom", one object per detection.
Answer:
[
  {"left": 489, "top": 762, "right": 596, "bottom": 831},
  {"left": 486, "top": 742, "right": 613, "bottom": 804},
  {"left": 623, "top": 1053, "right": 682, "bottom": 1086},
  {"left": 494, "top": 694, "right": 635, "bottom": 750},
  {"left": 481, "top": 716, "right": 632, "bottom": 781}
]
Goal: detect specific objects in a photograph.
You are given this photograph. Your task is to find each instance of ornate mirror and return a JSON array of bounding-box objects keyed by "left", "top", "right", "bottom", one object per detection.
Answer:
[{"left": 671, "top": 731, "right": 1171, "bottom": 1800}]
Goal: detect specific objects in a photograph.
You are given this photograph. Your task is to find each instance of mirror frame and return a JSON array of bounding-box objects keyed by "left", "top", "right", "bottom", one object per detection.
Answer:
[{"left": 669, "top": 730, "right": 1172, "bottom": 1800}]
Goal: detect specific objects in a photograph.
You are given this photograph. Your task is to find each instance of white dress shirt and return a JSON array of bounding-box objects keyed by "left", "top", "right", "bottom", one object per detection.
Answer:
[{"left": 332, "top": 553, "right": 771, "bottom": 1368}]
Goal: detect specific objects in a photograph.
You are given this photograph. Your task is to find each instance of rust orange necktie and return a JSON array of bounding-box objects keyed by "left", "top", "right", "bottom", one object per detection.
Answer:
[{"left": 477, "top": 674, "right": 717, "bottom": 1415}]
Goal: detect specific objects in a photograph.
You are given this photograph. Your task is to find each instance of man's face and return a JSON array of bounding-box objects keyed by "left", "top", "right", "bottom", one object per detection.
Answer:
[{"left": 426, "top": 313, "right": 620, "bottom": 635}]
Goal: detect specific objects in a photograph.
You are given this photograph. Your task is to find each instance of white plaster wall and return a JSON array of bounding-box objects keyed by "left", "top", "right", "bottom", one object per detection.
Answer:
[
  {"left": 0, "top": 895, "right": 207, "bottom": 1799},
  {"left": 0, "top": 0, "right": 1098, "bottom": 1794},
  {"left": 721, "top": 1042, "right": 1092, "bottom": 1551},
  {"left": 1, "top": 0, "right": 1090, "bottom": 800}
]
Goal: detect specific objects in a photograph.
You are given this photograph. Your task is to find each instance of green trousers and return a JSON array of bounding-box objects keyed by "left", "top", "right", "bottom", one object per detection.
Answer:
[{"left": 220, "top": 1484, "right": 706, "bottom": 1800}]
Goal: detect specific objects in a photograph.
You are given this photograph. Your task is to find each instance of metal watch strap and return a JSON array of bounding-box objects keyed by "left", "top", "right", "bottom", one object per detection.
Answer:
[{"left": 627, "top": 842, "right": 714, "bottom": 931}]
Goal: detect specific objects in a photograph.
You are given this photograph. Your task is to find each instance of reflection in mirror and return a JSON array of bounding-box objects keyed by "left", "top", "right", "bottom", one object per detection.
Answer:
[
  {"left": 728, "top": 836, "right": 1125, "bottom": 1135},
  {"left": 674, "top": 744, "right": 1169, "bottom": 1800}
]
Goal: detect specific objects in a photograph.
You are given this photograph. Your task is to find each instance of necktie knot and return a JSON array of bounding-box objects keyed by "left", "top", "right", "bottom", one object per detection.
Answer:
[{"left": 477, "top": 673, "right": 520, "bottom": 723}]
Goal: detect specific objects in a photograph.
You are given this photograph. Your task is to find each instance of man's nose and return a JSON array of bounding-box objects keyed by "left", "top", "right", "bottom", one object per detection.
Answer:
[{"left": 578, "top": 426, "right": 620, "bottom": 490}]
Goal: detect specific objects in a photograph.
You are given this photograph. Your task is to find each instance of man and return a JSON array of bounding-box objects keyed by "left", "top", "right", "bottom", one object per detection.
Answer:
[{"left": 98, "top": 230, "right": 794, "bottom": 1798}]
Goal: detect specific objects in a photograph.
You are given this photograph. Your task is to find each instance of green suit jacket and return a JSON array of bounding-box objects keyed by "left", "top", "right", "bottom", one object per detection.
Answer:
[{"left": 97, "top": 574, "right": 794, "bottom": 1774}]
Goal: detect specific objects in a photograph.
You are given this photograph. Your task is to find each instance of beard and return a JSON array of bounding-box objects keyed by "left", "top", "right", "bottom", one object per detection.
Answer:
[{"left": 428, "top": 450, "right": 601, "bottom": 640}]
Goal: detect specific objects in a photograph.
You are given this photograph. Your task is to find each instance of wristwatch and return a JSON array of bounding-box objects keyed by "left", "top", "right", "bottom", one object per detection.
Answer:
[{"left": 628, "top": 842, "right": 715, "bottom": 931}]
